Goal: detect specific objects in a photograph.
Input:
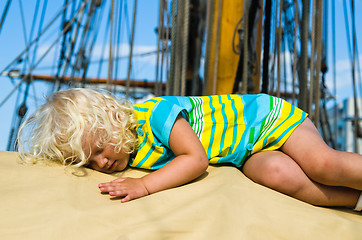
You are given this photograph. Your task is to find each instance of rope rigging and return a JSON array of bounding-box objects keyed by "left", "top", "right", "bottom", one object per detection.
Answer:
[
  {"left": 0, "top": 0, "right": 361, "bottom": 153},
  {"left": 0, "top": 0, "right": 11, "bottom": 34},
  {"left": 346, "top": 0, "right": 360, "bottom": 151}
]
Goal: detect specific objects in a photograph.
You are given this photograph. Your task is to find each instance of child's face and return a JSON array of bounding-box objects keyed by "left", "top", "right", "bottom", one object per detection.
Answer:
[{"left": 84, "top": 139, "right": 130, "bottom": 173}]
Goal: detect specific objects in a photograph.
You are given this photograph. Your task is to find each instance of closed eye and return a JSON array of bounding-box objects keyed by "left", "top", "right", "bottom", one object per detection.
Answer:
[{"left": 94, "top": 148, "right": 104, "bottom": 156}]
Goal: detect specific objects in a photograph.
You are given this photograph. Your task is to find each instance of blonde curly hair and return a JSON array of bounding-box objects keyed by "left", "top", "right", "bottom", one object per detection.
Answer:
[{"left": 17, "top": 88, "right": 138, "bottom": 167}]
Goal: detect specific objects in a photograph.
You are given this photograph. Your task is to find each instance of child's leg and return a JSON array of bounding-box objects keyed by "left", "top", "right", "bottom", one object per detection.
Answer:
[
  {"left": 281, "top": 118, "right": 362, "bottom": 190},
  {"left": 242, "top": 151, "right": 360, "bottom": 207}
]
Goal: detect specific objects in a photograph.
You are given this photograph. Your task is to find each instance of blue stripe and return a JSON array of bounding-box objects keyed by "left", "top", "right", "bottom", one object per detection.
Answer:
[
  {"left": 233, "top": 97, "right": 255, "bottom": 164},
  {"left": 135, "top": 132, "right": 152, "bottom": 168},
  {"left": 263, "top": 106, "right": 294, "bottom": 147},
  {"left": 218, "top": 95, "right": 227, "bottom": 154},
  {"left": 227, "top": 95, "right": 238, "bottom": 155},
  {"left": 207, "top": 96, "right": 216, "bottom": 157},
  {"left": 134, "top": 106, "right": 148, "bottom": 112},
  {"left": 267, "top": 111, "right": 307, "bottom": 147}
]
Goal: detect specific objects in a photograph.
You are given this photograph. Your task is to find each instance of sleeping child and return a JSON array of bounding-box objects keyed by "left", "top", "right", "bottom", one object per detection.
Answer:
[{"left": 17, "top": 88, "right": 362, "bottom": 211}]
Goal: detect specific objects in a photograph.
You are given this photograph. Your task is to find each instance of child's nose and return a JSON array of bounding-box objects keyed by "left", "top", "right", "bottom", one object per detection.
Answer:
[{"left": 96, "top": 157, "right": 108, "bottom": 168}]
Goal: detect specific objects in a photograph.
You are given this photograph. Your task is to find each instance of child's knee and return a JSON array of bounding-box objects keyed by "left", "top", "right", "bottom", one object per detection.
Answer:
[
  {"left": 303, "top": 149, "right": 343, "bottom": 184},
  {"left": 253, "top": 157, "right": 304, "bottom": 195}
]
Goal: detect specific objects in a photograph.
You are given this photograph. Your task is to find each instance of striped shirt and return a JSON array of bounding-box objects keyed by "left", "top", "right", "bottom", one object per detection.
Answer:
[{"left": 129, "top": 94, "right": 307, "bottom": 170}]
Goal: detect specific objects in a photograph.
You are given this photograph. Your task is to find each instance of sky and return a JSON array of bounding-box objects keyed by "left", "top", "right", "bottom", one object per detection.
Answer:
[{"left": 0, "top": 0, "right": 361, "bottom": 151}]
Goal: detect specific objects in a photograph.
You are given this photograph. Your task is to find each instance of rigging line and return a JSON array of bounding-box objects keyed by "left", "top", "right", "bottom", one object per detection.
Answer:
[
  {"left": 332, "top": 0, "right": 338, "bottom": 142},
  {"left": 126, "top": 0, "right": 138, "bottom": 99},
  {"left": 96, "top": 4, "right": 112, "bottom": 80},
  {"left": 61, "top": 0, "right": 88, "bottom": 81},
  {"left": 107, "top": 0, "right": 115, "bottom": 92},
  {"left": 0, "top": 80, "right": 25, "bottom": 108},
  {"left": 353, "top": 38, "right": 362, "bottom": 100},
  {"left": 124, "top": 0, "right": 137, "bottom": 96},
  {"left": 31, "top": 0, "right": 48, "bottom": 67},
  {"left": 282, "top": 30, "right": 287, "bottom": 94},
  {"left": 349, "top": 1, "right": 362, "bottom": 99},
  {"left": 55, "top": 0, "right": 70, "bottom": 78},
  {"left": 28, "top": 0, "right": 89, "bottom": 77},
  {"left": 49, "top": 44, "right": 59, "bottom": 93},
  {"left": 276, "top": 0, "right": 283, "bottom": 97},
  {"left": 81, "top": 0, "right": 105, "bottom": 87},
  {"left": 160, "top": 2, "right": 170, "bottom": 96},
  {"left": 0, "top": 0, "right": 74, "bottom": 76},
  {"left": 313, "top": 0, "right": 324, "bottom": 129},
  {"left": 323, "top": 0, "right": 328, "bottom": 65},
  {"left": 81, "top": 0, "right": 100, "bottom": 59},
  {"left": 6, "top": 83, "right": 23, "bottom": 151},
  {"left": 212, "top": 0, "right": 222, "bottom": 95},
  {"left": 58, "top": 0, "right": 77, "bottom": 80},
  {"left": 269, "top": 0, "right": 279, "bottom": 94},
  {"left": 343, "top": 0, "right": 353, "bottom": 65},
  {"left": 168, "top": 0, "right": 177, "bottom": 96},
  {"left": 123, "top": 0, "right": 131, "bottom": 45},
  {"left": 291, "top": 0, "right": 298, "bottom": 104},
  {"left": 18, "top": 0, "right": 30, "bottom": 72},
  {"left": 241, "top": 0, "right": 250, "bottom": 94},
  {"left": 299, "top": 0, "right": 311, "bottom": 111},
  {"left": 28, "top": 0, "right": 42, "bottom": 50},
  {"left": 9, "top": 75, "right": 32, "bottom": 152},
  {"left": 164, "top": 1, "right": 170, "bottom": 94},
  {"left": 158, "top": 1, "right": 167, "bottom": 95},
  {"left": 72, "top": 0, "right": 95, "bottom": 80},
  {"left": 181, "top": 0, "right": 190, "bottom": 96},
  {"left": 113, "top": 0, "right": 123, "bottom": 92},
  {"left": 37, "top": 49, "right": 160, "bottom": 68},
  {"left": 308, "top": 0, "right": 317, "bottom": 117},
  {"left": 112, "top": 0, "right": 120, "bottom": 88},
  {"left": 232, "top": 17, "right": 243, "bottom": 55},
  {"left": 73, "top": 0, "right": 98, "bottom": 82},
  {"left": 88, "top": 0, "right": 106, "bottom": 68},
  {"left": 155, "top": 0, "right": 164, "bottom": 96},
  {"left": 261, "top": 0, "right": 272, "bottom": 94},
  {"left": 30, "top": 80, "right": 39, "bottom": 109},
  {"left": 350, "top": 0, "right": 359, "bottom": 152},
  {"left": 26, "top": 0, "right": 42, "bottom": 111},
  {"left": 173, "top": 0, "right": 182, "bottom": 95},
  {"left": 0, "top": 0, "right": 12, "bottom": 34}
]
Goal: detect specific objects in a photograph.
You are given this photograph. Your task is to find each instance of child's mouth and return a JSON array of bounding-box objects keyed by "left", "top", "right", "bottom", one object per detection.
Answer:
[{"left": 110, "top": 161, "right": 117, "bottom": 169}]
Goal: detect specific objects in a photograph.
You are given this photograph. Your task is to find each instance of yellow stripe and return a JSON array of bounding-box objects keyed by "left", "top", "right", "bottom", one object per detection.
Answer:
[
  {"left": 210, "top": 96, "right": 224, "bottom": 157},
  {"left": 219, "top": 95, "right": 235, "bottom": 156},
  {"left": 132, "top": 99, "right": 165, "bottom": 168},
  {"left": 200, "top": 97, "right": 213, "bottom": 152},
  {"left": 229, "top": 95, "right": 245, "bottom": 156}
]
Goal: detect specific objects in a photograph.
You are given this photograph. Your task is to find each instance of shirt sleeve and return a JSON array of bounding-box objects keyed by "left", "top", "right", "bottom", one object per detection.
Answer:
[{"left": 150, "top": 100, "right": 189, "bottom": 148}]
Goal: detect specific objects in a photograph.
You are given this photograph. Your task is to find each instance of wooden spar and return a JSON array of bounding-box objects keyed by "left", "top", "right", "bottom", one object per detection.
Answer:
[
  {"left": 204, "top": 0, "right": 244, "bottom": 95},
  {"left": 22, "top": 74, "right": 166, "bottom": 90},
  {"left": 204, "top": 0, "right": 263, "bottom": 95}
]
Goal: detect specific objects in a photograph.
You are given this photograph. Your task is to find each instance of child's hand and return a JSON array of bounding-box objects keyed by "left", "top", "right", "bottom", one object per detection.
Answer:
[{"left": 98, "top": 178, "right": 149, "bottom": 203}]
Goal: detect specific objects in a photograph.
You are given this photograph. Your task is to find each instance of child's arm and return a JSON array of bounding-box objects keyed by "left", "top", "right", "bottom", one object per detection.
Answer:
[{"left": 98, "top": 115, "right": 209, "bottom": 202}]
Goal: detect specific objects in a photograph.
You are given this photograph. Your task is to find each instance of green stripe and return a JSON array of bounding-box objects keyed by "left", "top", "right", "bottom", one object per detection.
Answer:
[
  {"left": 189, "top": 96, "right": 204, "bottom": 139},
  {"left": 188, "top": 96, "right": 195, "bottom": 124}
]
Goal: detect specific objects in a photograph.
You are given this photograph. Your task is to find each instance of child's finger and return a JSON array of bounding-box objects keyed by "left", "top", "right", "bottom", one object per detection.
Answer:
[
  {"left": 111, "top": 178, "right": 126, "bottom": 183},
  {"left": 98, "top": 178, "right": 125, "bottom": 187},
  {"left": 121, "top": 194, "right": 132, "bottom": 203}
]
